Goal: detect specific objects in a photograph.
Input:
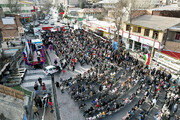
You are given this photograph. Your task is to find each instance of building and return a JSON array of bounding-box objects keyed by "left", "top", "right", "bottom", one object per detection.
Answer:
[
  {"left": 77, "top": 8, "right": 103, "bottom": 18},
  {"left": 0, "top": 0, "right": 34, "bottom": 14},
  {"left": 123, "top": 15, "right": 180, "bottom": 52},
  {"left": 0, "top": 15, "right": 23, "bottom": 41},
  {"left": 0, "top": 85, "right": 27, "bottom": 120},
  {"left": 0, "top": 6, "right": 5, "bottom": 19}
]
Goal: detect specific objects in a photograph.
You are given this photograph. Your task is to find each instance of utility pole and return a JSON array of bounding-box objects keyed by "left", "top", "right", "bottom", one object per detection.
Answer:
[{"left": 149, "top": 35, "right": 156, "bottom": 68}]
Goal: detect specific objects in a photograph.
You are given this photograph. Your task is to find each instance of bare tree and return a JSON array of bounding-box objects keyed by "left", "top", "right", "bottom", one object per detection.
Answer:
[
  {"left": 112, "top": 0, "right": 128, "bottom": 45},
  {"left": 125, "top": 0, "right": 152, "bottom": 49},
  {"left": 7, "top": 0, "right": 21, "bottom": 13}
]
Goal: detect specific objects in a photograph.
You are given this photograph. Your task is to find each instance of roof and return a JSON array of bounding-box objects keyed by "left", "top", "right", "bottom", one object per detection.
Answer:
[
  {"left": 151, "top": 4, "right": 180, "bottom": 11},
  {"left": 126, "top": 15, "right": 180, "bottom": 31},
  {"left": 96, "top": 0, "right": 119, "bottom": 4},
  {"left": 0, "top": 15, "right": 22, "bottom": 38},
  {"left": 77, "top": 8, "right": 103, "bottom": 13},
  {"left": 1, "top": 29, "right": 19, "bottom": 38}
]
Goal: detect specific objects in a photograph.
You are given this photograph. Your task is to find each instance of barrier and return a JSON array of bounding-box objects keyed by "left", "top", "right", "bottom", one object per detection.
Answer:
[{"left": 0, "top": 84, "right": 24, "bottom": 100}]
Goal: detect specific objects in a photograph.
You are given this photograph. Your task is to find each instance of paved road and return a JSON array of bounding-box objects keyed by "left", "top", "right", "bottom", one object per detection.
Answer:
[{"left": 21, "top": 68, "right": 51, "bottom": 92}]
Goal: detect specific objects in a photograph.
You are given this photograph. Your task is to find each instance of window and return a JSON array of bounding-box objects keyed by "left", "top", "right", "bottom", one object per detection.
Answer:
[
  {"left": 138, "top": 27, "right": 141, "bottom": 33},
  {"left": 153, "top": 31, "right": 159, "bottom": 39},
  {"left": 144, "top": 29, "right": 150, "bottom": 36},
  {"left": 126, "top": 25, "right": 131, "bottom": 31}
]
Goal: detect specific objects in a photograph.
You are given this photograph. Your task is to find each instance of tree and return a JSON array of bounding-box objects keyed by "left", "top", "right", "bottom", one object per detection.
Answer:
[
  {"left": 125, "top": 0, "right": 152, "bottom": 49},
  {"left": 112, "top": 0, "right": 128, "bottom": 46},
  {"left": 7, "top": 0, "right": 21, "bottom": 13}
]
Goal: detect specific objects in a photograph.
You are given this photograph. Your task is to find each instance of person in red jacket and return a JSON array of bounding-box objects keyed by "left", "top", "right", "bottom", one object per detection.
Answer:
[{"left": 42, "top": 83, "right": 46, "bottom": 90}]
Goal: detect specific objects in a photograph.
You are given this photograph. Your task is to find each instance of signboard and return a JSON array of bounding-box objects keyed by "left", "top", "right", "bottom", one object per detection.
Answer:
[
  {"left": 97, "top": 26, "right": 108, "bottom": 32},
  {"left": 153, "top": 51, "right": 180, "bottom": 71},
  {"left": 2, "top": 17, "right": 15, "bottom": 25},
  {"left": 139, "top": 37, "right": 160, "bottom": 49},
  {"left": 142, "top": 44, "right": 149, "bottom": 49},
  {"left": 21, "top": 14, "right": 32, "bottom": 18}
]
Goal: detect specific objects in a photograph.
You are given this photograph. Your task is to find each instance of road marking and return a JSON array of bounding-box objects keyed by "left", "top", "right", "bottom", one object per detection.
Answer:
[{"left": 22, "top": 80, "right": 51, "bottom": 87}]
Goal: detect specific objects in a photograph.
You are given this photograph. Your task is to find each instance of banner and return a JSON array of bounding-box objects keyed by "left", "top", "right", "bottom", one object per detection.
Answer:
[
  {"left": 153, "top": 51, "right": 180, "bottom": 71},
  {"left": 113, "top": 41, "right": 117, "bottom": 51}
]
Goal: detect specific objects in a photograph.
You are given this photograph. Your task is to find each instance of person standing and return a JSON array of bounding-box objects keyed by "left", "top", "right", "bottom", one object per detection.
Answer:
[
  {"left": 32, "top": 105, "right": 39, "bottom": 117},
  {"left": 6, "top": 41, "right": 9, "bottom": 48},
  {"left": 42, "top": 83, "right": 46, "bottom": 91},
  {"left": 34, "top": 82, "right": 39, "bottom": 91},
  {"left": 38, "top": 77, "right": 42, "bottom": 86},
  {"left": 173, "top": 103, "right": 178, "bottom": 114}
]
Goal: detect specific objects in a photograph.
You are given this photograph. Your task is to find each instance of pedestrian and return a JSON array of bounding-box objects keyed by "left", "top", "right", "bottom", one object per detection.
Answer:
[
  {"left": 60, "top": 85, "right": 64, "bottom": 93},
  {"left": 173, "top": 103, "right": 178, "bottom": 114},
  {"left": 49, "top": 44, "right": 53, "bottom": 51},
  {"left": 42, "top": 83, "right": 46, "bottom": 90},
  {"left": 6, "top": 41, "right": 9, "bottom": 47},
  {"left": 34, "top": 82, "right": 38, "bottom": 91},
  {"left": 32, "top": 105, "right": 39, "bottom": 117},
  {"left": 54, "top": 58, "right": 58, "bottom": 66},
  {"left": 38, "top": 77, "right": 42, "bottom": 86},
  {"left": 55, "top": 81, "right": 60, "bottom": 88}
]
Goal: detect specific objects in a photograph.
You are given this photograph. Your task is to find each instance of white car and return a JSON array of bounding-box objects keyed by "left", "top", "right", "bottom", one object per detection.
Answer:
[{"left": 44, "top": 65, "right": 58, "bottom": 75}]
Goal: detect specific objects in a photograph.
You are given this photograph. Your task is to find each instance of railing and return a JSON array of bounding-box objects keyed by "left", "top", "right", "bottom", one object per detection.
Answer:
[{"left": 0, "top": 84, "right": 24, "bottom": 100}]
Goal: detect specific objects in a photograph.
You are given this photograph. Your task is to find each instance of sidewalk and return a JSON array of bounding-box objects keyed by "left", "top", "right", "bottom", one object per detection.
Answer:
[{"left": 32, "top": 104, "right": 55, "bottom": 120}]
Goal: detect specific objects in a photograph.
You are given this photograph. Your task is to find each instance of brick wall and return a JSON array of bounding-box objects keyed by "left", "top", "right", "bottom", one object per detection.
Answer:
[{"left": 152, "top": 10, "right": 180, "bottom": 18}]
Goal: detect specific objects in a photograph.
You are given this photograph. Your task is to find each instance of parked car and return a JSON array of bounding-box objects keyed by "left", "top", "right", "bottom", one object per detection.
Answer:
[
  {"left": 24, "top": 28, "right": 29, "bottom": 33},
  {"left": 51, "top": 22, "right": 54, "bottom": 25},
  {"left": 40, "top": 20, "right": 45, "bottom": 24},
  {"left": 57, "top": 18, "right": 60, "bottom": 22},
  {"left": 44, "top": 65, "right": 58, "bottom": 75},
  {"left": 45, "top": 21, "right": 49, "bottom": 24}
]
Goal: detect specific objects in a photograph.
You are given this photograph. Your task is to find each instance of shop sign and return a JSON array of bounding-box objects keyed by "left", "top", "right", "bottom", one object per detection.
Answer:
[
  {"left": 97, "top": 26, "right": 108, "bottom": 32},
  {"left": 139, "top": 37, "right": 160, "bottom": 49},
  {"left": 123, "top": 31, "right": 138, "bottom": 42},
  {"left": 21, "top": 14, "right": 32, "bottom": 18},
  {"left": 153, "top": 51, "right": 180, "bottom": 71},
  {"left": 103, "top": 32, "right": 110, "bottom": 38},
  {"left": 142, "top": 44, "right": 149, "bottom": 49}
]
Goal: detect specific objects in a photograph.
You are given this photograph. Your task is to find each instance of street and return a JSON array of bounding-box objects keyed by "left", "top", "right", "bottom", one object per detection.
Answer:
[{"left": 20, "top": 7, "right": 180, "bottom": 120}]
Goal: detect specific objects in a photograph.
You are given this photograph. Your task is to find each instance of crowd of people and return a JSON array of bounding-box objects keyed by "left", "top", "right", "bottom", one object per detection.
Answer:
[{"left": 41, "top": 28, "right": 179, "bottom": 120}]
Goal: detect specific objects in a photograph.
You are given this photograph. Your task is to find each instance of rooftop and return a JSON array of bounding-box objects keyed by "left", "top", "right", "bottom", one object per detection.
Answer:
[
  {"left": 151, "top": 4, "right": 180, "bottom": 11},
  {"left": 96, "top": 0, "right": 119, "bottom": 4},
  {"left": 126, "top": 15, "right": 180, "bottom": 31},
  {"left": 77, "top": 8, "right": 103, "bottom": 13}
]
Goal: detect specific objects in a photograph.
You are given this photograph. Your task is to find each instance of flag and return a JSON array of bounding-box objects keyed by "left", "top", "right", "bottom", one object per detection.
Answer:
[
  {"left": 113, "top": 41, "right": 117, "bottom": 51},
  {"left": 144, "top": 53, "right": 150, "bottom": 65},
  {"left": 60, "top": 12, "right": 64, "bottom": 14}
]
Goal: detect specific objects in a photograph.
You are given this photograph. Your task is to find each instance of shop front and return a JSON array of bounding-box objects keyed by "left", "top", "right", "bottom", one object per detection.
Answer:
[{"left": 121, "top": 30, "right": 161, "bottom": 52}]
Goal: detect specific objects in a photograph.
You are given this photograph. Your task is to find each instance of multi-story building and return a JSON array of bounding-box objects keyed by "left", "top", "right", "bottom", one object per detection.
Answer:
[
  {"left": 0, "top": 0, "right": 34, "bottom": 14},
  {"left": 123, "top": 15, "right": 180, "bottom": 51},
  {"left": 0, "top": 0, "right": 34, "bottom": 22},
  {"left": 0, "top": 15, "right": 23, "bottom": 41},
  {"left": 77, "top": 8, "right": 103, "bottom": 18}
]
